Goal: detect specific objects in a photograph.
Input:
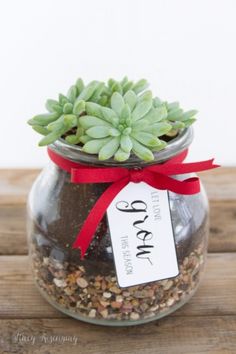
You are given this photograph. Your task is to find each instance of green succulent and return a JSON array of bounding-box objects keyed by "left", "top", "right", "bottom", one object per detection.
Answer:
[
  {"left": 28, "top": 77, "right": 198, "bottom": 162},
  {"left": 79, "top": 91, "right": 172, "bottom": 161}
]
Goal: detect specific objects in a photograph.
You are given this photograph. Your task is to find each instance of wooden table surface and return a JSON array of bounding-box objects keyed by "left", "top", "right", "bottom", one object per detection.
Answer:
[{"left": 0, "top": 168, "right": 236, "bottom": 354}]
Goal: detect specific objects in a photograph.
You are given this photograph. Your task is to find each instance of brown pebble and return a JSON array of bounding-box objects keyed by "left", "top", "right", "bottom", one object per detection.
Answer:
[
  {"left": 94, "top": 281, "right": 101, "bottom": 288},
  {"left": 64, "top": 287, "right": 74, "bottom": 296},
  {"left": 111, "top": 301, "right": 122, "bottom": 309},
  {"left": 122, "top": 291, "right": 130, "bottom": 297},
  {"left": 99, "top": 300, "right": 110, "bottom": 308},
  {"left": 140, "top": 303, "right": 149, "bottom": 312},
  {"left": 110, "top": 286, "right": 121, "bottom": 294},
  {"left": 134, "top": 290, "right": 154, "bottom": 298},
  {"left": 131, "top": 299, "right": 139, "bottom": 307},
  {"left": 100, "top": 309, "right": 108, "bottom": 318},
  {"left": 163, "top": 280, "right": 174, "bottom": 290},
  {"left": 116, "top": 295, "right": 123, "bottom": 303},
  {"left": 121, "top": 303, "right": 133, "bottom": 313},
  {"left": 101, "top": 279, "right": 107, "bottom": 291}
]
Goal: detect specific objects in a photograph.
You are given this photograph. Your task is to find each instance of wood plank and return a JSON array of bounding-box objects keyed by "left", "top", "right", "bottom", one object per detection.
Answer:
[
  {"left": 1, "top": 200, "right": 235, "bottom": 255},
  {"left": 209, "top": 200, "right": 236, "bottom": 252},
  {"left": 0, "top": 316, "right": 235, "bottom": 354},
  {"left": 0, "top": 167, "right": 235, "bottom": 203},
  {"left": 0, "top": 204, "right": 28, "bottom": 255},
  {"left": 0, "top": 169, "right": 38, "bottom": 204},
  {"left": 0, "top": 253, "right": 235, "bottom": 319},
  {"left": 200, "top": 167, "right": 236, "bottom": 201}
]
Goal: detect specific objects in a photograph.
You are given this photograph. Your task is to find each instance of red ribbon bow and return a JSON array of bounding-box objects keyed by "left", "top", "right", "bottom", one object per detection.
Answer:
[{"left": 47, "top": 148, "right": 219, "bottom": 258}]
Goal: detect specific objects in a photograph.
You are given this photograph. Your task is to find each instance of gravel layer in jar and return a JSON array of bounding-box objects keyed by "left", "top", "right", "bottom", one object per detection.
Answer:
[{"left": 30, "top": 237, "right": 205, "bottom": 323}]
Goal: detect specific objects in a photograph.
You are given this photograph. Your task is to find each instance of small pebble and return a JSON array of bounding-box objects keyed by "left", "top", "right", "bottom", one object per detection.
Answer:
[
  {"left": 53, "top": 278, "right": 67, "bottom": 288},
  {"left": 110, "top": 286, "right": 121, "bottom": 294},
  {"left": 116, "top": 295, "right": 123, "bottom": 303},
  {"left": 100, "top": 309, "right": 108, "bottom": 318},
  {"left": 130, "top": 312, "right": 140, "bottom": 320},
  {"left": 103, "top": 292, "right": 112, "bottom": 299},
  {"left": 64, "top": 287, "right": 74, "bottom": 296},
  {"left": 167, "top": 297, "right": 175, "bottom": 307},
  {"left": 121, "top": 303, "right": 133, "bottom": 313},
  {"left": 99, "top": 300, "right": 110, "bottom": 308},
  {"left": 88, "top": 309, "right": 96, "bottom": 318},
  {"left": 111, "top": 301, "right": 122, "bottom": 309},
  {"left": 163, "top": 280, "right": 174, "bottom": 290},
  {"left": 149, "top": 304, "right": 159, "bottom": 312},
  {"left": 122, "top": 291, "right": 130, "bottom": 297},
  {"left": 76, "top": 278, "right": 88, "bottom": 288},
  {"left": 43, "top": 257, "right": 49, "bottom": 266}
]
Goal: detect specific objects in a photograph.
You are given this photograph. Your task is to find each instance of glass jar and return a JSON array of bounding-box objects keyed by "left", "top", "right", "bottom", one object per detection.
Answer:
[{"left": 27, "top": 127, "right": 209, "bottom": 326}]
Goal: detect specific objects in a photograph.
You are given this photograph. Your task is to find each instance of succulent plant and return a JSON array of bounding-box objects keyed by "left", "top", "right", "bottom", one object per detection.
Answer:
[
  {"left": 79, "top": 91, "right": 172, "bottom": 161},
  {"left": 28, "top": 77, "right": 198, "bottom": 162}
]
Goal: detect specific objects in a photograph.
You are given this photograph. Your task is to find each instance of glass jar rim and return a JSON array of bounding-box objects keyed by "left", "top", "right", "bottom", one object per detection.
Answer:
[{"left": 49, "top": 127, "right": 193, "bottom": 167}]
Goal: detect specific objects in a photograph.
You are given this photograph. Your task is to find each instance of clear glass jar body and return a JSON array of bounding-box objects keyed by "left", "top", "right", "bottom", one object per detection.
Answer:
[{"left": 27, "top": 129, "right": 209, "bottom": 326}]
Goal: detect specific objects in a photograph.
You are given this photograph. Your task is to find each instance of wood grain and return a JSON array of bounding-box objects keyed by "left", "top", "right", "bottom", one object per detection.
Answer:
[
  {"left": 0, "top": 253, "right": 235, "bottom": 319},
  {"left": 0, "top": 316, "right": 235, "bottom": 354}
]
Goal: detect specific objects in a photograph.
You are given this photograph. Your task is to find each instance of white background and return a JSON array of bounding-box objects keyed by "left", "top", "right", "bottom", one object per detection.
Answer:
[{"left": 0, "top": 0, "right": 235, "bottom": 167}]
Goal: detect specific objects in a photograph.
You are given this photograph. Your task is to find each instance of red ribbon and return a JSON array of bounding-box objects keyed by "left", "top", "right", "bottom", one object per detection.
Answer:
[{"left": 47, "top": 147, "right": 219, "bottom": 258}]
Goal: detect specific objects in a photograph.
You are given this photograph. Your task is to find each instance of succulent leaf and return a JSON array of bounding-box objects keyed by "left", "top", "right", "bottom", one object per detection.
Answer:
[
  {"left": 120, "top": 104, "right": 131, "bottom": 122},
  {"left": 45, "top": 99, "right": 62, "bottom": 114},
  {"left": 79, "top": 116, "right": 112, "bottom": 129},
  {"left": 120, "top": 135, "right": 133, "bottom": 153},
  {"left": 86, "top": 126, "right": 111, "bottom": 138},
  {"left": 181, "top": 110, "right": 198, "bottom": 121},
  {"left": 28, "top": 112, "right": 60, "bottom": 126},
  {"left": 75, "top": 78, "right": 84, "bottom": 94},
  {"left": 124, "top": 90, "right": 137, "bottom": 111},
  {"left": 131, "top": 132, "right": 160, "bottom": 147},
  {"left": 83, "top": 137, "right": 112, "bottom": 154},
  {"left": 143, "top": 122, "right": 172, "bottom": 137},
  {"left": 80, "top": 135, "right": 93, "bottom": 144},
  {"left": 85, "top": 102, "right": 102, "bottom": 117},
  {"left": 59, "top": 94, "right": 69, "bottom": 106},
  {"left": 132, "top": 79, "right": 149, "bottom": 94},
  {"left": 114, "top": 148, "right": 130, "bottom": 161},
  {"left": 73, "top": 99, "right": 85, "bottom": 115},
  {"left": 101, "top": 106, "right": 119, "bottom": 125},
  {"left": 32, "top": 125, "right": 50, "bottom": 136},
  {"left": 98, "top": 137, "right": 120, "bottom": 160},
  {"left": 151, "top": 139, "right": 167, "bottom": 151},
  {"left": 78, "top": 81, "right": 100, "bottom": 101},
  {"left": 67, "top": 85, "right": 78, "bottom": 103},
  {"left": 63, "top": 102, "right": 73, "bottom": 114},
  {"left": 167, "top": 108, "right": 184, "bottom": 121},
  {"left": 131, "top": 138, "right": 154, "bottom": 161},
  {"left": 111, "top": 92, "right": 125, "bottom": 116}
]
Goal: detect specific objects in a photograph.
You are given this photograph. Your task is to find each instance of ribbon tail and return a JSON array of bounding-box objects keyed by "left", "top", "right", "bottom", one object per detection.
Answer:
[
  {"left": 72, "top": 177, "right": 129, "bottom": 258},
  {"left": 145, "top": 171, "right": 201, "bottom": 195},
  {"left": 172, "top": 158, "right": 220, "bottom": 174}
]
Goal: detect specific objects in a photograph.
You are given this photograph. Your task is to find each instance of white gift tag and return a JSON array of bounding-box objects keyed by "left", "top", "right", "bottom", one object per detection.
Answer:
[{"left": 107, "top": 182, "right": 179, "bottom": 288}]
